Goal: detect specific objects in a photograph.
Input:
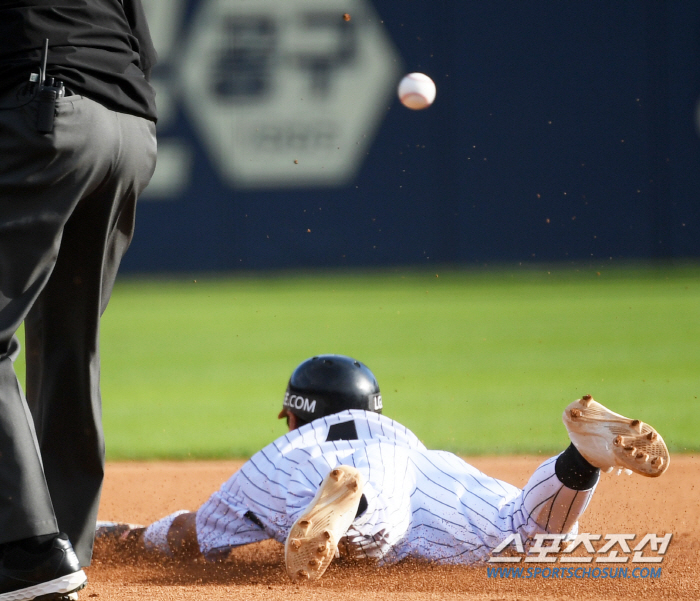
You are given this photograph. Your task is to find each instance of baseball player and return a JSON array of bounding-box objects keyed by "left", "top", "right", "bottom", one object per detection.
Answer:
[{"left": 98, "top": 355, "right": 669, "bottom": 582}]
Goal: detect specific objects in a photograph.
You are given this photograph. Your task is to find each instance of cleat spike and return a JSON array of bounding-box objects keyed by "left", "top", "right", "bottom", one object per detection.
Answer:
[
  {"left": 323, "top": 530, "right": 332, "bottom": 540},
  {"left": 297, "top": 570, "right": 310, "bottom": 580},
  {"left": 570, "top": 408, "right": 582, "bottom": 419},
  {"left": 580, "top": 394, "right": 593, "bottom": 407},
  {"left": 347, "top": 480, "right": 359, "bottom": 492},
  {"left": 613, "top": 435, "right": 624, "bottom": 447},
  {"left": 647, "top": 431, "right": 657, "bottom": 442},
  {"left": 630, "top": 419, "right": 643, "bottom": 433},
  {"left": 308, "top": 559, "right": 320, "bottom": 568},
  {"left": 290, "top": 539, "right": 301, "bottom": 551},
  {"left": 330, "top": 468, "right": 342, "bottom": 481},
  {"left": 299, "top": 520, "right": 310, "bottom": 528},
  {"left": 650, "top": 457, "right": 664, "bottom": 468},
  {"left": 635, "top": 452, "right": 648, "bottom": 461}
]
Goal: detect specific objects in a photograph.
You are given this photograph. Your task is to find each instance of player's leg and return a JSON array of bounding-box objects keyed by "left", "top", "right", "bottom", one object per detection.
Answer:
[
  {"left": 380, "top": 396, "right": 670, "bottom": 563},
  {"left": 508, "top": 447, "right": 599, "bottom": 540},
  {"left": 508, "top": 394, "right": 670, "bottom": 542},
  {"left": 23, "top": 99, "right": 156, "bottom": 567}
]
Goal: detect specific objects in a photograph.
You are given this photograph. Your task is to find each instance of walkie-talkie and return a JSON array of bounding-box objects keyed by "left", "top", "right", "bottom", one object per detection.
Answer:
[{"left": 33, "top": 39, "right": 65, "bottom": 133}]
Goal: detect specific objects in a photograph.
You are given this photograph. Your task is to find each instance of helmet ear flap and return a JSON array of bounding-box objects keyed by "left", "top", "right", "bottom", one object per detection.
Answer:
[{"left": 282, "top": 355, "right": 381, "bottom": 423}]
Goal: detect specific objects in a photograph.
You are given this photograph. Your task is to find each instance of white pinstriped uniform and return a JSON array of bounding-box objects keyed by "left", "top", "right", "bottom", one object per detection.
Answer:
[{"left": 196, "top": 410, "right": 596, "bottom": 563}]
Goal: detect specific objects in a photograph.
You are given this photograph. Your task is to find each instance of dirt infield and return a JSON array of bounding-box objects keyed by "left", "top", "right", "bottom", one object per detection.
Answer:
[{"left": 91, "top": 455, "right": 700, "bottom": 600}]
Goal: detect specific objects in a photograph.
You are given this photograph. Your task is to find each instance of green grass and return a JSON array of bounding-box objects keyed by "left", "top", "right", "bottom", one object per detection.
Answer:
[{"left": 14, "top": 262, "right": 700, "bottom": 459}]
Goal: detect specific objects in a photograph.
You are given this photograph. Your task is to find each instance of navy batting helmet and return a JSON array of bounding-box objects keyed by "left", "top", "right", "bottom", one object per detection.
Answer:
[{"left": 279, "top": 355, "right": 382, "bottom": 423}]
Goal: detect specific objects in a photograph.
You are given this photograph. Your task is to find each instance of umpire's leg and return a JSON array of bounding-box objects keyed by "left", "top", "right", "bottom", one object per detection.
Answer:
[
  {"left": 0, "top": 88, "right": 76, "bottom": 548},
  {"left": 25, "top": 99, "right": 156, "bottom": 565},
  {"left": 0, "top": 90, "right": 156, "bottom": 565}
]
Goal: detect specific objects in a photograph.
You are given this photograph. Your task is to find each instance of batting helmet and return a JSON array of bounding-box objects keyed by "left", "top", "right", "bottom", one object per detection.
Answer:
[{"left": 279, "top": 355, "right": 383, "bottom": 423}]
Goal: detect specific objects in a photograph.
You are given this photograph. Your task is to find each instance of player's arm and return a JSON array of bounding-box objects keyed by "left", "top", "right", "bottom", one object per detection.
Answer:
[
  {"left": 165, "top": 511, "right": 200, "bottom": 558},
  {"left": 96, "top": 510, "right": 201, "bottom": 559}
]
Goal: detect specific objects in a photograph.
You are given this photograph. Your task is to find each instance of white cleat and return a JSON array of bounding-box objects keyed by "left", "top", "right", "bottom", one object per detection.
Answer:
[
  {"left": 285, "top": 466, "right": 364, "bottom": 582},
  {"left": 562, "top": 395, "right": 670, "bottom": 477}
]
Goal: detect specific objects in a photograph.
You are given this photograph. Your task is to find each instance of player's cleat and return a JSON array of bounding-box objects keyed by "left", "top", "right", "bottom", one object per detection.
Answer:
[
  {"left": 285, "top": 466, "right": 364, "bottom": 582},
  {"left": 0, "top": 534, "right": 87, "bottom": 601},
  {"left": 562, "top": 395, "right": 670, "bottom": 477}
]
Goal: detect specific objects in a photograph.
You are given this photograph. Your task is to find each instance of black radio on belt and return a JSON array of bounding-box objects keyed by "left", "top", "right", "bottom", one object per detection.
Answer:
[{"left": 29, "top": 39, "right": 65, "bottom": 133}]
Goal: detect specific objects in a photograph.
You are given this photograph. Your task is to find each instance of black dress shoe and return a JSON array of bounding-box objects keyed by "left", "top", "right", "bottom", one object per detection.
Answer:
[{"left": 0, "top": 534, "right": 87, "bottom": 601}]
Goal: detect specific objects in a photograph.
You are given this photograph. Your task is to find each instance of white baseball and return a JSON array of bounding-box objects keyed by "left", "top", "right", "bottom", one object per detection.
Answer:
[{"left": 398, "top": 73, "right": 436, "bottom": 110}]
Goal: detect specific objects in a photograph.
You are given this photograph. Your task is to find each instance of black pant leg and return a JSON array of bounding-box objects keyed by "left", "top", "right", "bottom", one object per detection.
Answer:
[
  {"left": 0, "top": 93, "right": 155, "bottom": 565},
  {"left": 25, "top": 103, "right": 156, "bottom": 565}
]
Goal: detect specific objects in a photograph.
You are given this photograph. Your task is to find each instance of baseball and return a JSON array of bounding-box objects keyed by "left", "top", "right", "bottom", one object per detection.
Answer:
[{"left": 398, "top": 73, "right": 436, "bottom": 110}]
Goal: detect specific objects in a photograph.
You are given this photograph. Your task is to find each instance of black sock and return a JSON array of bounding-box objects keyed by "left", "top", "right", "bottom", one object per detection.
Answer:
[{"left": 555, "top": 443, "right": 600, "bottom": 490}]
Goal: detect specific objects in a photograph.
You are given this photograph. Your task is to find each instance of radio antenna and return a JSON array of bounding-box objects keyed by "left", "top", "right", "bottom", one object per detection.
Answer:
[{"left": 40, "top": 38, "right": 49, "bottom": 85}]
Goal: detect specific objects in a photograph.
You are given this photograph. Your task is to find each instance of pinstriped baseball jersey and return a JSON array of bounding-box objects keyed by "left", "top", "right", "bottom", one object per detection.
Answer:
[{"left": 195, "top": 410, "right": 596, "bottom": 562}]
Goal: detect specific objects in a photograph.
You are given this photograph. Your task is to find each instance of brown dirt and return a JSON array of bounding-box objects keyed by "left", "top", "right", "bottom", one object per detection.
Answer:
[{"left": 90, "top": 455, "right": 700, "bottom": 600}]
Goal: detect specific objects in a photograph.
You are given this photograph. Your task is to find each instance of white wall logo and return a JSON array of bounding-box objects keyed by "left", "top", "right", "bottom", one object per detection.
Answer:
[
  {"left": 166, "top": 0, "right": 402, "bottom": 190},
  {"left": 284, "top": 392, "right": 318, "bottom": 413}
]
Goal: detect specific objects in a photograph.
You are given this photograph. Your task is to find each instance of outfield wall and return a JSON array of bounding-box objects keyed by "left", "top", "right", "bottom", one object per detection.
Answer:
[{"left": 122, "top": 0, "right": 700, "bottom": 272}]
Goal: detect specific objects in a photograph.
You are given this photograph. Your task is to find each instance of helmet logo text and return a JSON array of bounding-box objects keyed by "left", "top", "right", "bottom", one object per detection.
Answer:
[{"left": 284, "top": 392, "right": 317, "bottom": 414}]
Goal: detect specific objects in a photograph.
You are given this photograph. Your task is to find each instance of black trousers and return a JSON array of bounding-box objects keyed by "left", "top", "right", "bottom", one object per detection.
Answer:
[{"left": 0, "top": 89, "right": 156, "bottom": 565}]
